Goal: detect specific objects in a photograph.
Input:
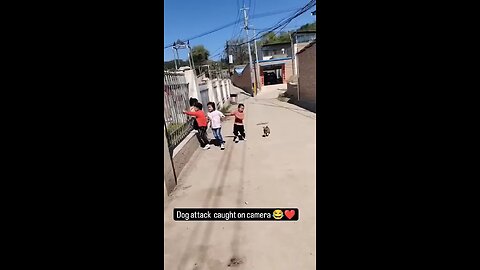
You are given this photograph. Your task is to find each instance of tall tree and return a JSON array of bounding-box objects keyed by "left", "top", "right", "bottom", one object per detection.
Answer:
[{"left": 191, "top": 45, "right": 210, "bottom": 66}]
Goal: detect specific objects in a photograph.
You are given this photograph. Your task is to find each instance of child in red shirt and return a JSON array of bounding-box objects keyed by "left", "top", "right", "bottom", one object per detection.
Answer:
[
  {"left": 183, "top": 103, "right": 210, "bottom": 149},
  {"left": 228, "top": 103, "right": 246, "bottom": 143}
]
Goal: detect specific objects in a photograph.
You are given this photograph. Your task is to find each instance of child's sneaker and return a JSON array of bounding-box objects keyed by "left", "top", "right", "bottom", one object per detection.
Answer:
[
  {"left": 234, "top": 137, "right": 239, "bottom": 143},
  {"left": 203, "top": 144, "right": 210, "bottom": 150},
  {"left": 220, "top": 144, "right": 225, "bottom": 150},
  {"left": 192, "top": 130, "right": 199, "bottom": 134}
]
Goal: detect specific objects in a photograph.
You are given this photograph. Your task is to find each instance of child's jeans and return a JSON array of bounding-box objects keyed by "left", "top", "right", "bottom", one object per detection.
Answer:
[{"left": 212, "top": 128, "right": 224, "bottom": 143}]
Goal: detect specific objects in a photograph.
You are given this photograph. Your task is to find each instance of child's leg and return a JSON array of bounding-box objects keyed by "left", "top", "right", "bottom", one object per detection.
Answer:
[
  {"left": 212, "top": 128, "right": 220, "bottom": 142},
  {"left": 239, "top": 125, "right": 246, "bottom": 139},
  {"left": 199, "top": 127, "right": 209, "bottom": 146},
  {"left": 217, "top": 127, "right": 224, "bottom": 143},
  {"left": 195, "top": 131, "right": 205, "bottom": 147},
  {"left": 233, "top": 124, "right": 239, "bottom": 140}
]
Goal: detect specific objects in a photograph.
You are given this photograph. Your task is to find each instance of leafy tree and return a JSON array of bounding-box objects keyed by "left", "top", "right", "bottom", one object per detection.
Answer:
[
  {"left": 223, "top": 38, "right": 250, "bottom": 65},
  {"left": 191, "top": 45, "right": 210, "bottom": 66},
  {"left": 298, "top": 21, "right": 316, "bottom": 31},
  {"left": 259, "top": 31, "right": 291, "bottom": 46},
  {"left": 164, "top": 59, "right": 190, "bottom": 71}
]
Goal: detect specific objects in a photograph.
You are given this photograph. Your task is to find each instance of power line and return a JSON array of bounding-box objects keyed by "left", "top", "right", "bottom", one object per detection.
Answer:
[
  {"left": 231, "top": 0, "right": 316, "bottom": 47},
  {"left": 164, "top": 6, "right": 307, "bottom": 49}
]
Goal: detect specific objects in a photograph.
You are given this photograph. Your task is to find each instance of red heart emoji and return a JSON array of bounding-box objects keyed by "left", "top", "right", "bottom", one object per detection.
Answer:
[{"left": 284, "top": 210, "right": 295, "bottom": 219}]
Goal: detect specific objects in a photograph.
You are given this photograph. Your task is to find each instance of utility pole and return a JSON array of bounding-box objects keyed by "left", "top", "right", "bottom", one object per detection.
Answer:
[
  {"left": 187, "top": 42, "right": 196, "bottom": 75},
  {"left": 172, "top": 47, "right": 178, "bottom": 70},
  {"left": 226, "top": 40, "right": 231, "bottom": 76},
  {"left": 241, "top": 4, "right": 255, "bottom": 96},
  {"left": 252, "top": 25, "right": 260, "bottom": 93}
]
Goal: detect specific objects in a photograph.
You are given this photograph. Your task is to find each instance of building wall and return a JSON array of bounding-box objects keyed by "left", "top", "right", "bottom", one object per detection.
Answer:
[
  {"left": 293, "top": 43, "right": 311, "bottom": 76},
  {"left": 231, "top": 64, "right": 253, "bottom": 95},
  {"left": 297, "top": 43, "right": 316, "bottom": 104}
]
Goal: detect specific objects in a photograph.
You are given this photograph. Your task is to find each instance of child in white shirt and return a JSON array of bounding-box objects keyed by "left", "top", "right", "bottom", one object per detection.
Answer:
[{"left": 207, "top": 102, "right": 225, "bottom": 150}]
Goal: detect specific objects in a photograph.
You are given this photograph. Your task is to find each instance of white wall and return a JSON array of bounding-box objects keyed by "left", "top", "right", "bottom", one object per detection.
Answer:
[
  {"left": 215, "top": 80, "right": 223, "bottom": 108},
  {"left": 206, "top": 80, "right": 218, "bottom": 105},
  {"left": 183, "top": 70, "right": 200, "bottom": 99}
]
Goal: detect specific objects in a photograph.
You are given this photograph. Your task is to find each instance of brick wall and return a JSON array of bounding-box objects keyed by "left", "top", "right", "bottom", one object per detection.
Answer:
[
  {"left": 284, "top": 60, "right": 293, "bottom": 82},
  {"left": 297, "top": 42, "right": 316, "bottom": 104}
]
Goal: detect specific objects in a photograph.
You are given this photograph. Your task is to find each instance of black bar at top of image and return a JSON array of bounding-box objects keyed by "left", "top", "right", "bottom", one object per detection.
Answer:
[{"left": 173, "top": 208, "right": 299, "bottom": 221}]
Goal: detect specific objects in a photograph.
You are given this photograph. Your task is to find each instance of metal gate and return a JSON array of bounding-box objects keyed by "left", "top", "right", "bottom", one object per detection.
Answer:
[{"left": 164, "top": 71, "right": 193, "bottom": 153}]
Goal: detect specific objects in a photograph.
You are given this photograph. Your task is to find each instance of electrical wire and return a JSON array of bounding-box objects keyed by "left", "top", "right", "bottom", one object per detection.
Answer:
[
  {"left": 163, "top": 6, "right": 309, "bottom": 49},
  {"left": 230, "top": 0, "right": 316, "bottom": 47}
]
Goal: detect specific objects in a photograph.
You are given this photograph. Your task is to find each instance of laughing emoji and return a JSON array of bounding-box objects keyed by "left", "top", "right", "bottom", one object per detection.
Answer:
[{"left": 273, "top": 209, "right": 283, "bottom": 220}]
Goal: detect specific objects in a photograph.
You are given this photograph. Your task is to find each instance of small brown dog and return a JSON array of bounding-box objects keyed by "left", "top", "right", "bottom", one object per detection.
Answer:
[{"left": 263, "top": 126, "right": 270, "bottom": 137}]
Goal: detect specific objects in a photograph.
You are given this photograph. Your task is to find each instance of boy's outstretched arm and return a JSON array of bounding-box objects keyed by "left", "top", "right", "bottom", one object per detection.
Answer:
[{"left": 183, "top": 111, "right": 196, "bottom": 116}]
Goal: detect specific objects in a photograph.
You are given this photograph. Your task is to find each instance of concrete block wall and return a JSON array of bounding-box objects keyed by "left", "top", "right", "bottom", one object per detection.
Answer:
[
  {"left": 164, "top": 128, "right": 176, "bottom": 195},
  {"left": 231, "top": 64, "right": 253, "bottom": 95}
]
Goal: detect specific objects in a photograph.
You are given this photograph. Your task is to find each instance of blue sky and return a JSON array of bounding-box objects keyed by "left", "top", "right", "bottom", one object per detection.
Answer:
[{"left": 164, "top": 0, "right": 316, "bottom": 61}]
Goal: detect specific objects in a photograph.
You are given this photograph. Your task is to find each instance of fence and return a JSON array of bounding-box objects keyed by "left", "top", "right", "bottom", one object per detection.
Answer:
[{"left": 164, "top": 71, "right": 193, "bottom": 153}]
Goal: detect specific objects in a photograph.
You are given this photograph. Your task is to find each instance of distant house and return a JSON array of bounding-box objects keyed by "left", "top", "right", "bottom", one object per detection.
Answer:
[
  {"left": 231, "top": 32, "right": 316, "bottom": 92},
  {"left": 256, "top": 42, "right": 293, "bottom": 86},
  {"left": 291, "top": 30, "right": 316, "bottom": 76},
  {"left": 260, "top": 42, "right": 292, "bottom": 60}
]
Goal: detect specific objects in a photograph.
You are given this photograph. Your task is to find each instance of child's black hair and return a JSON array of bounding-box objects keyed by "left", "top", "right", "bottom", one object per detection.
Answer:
[
  {"left": 189, "top": 97, "right": 198, "bottom": 106},
  {"left": 238, "top": 103, "right": 245, "bottom": 108},
  {"left": 207, "top": 102, "right": 216, "bottom": 111},
  {"left": 194, "top": 102, "right": 203, "bottom": 110}
]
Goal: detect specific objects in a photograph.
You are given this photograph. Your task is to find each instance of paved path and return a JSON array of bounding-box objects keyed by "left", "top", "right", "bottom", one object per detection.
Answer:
[{"left": 164, "top": 83, "right": 316, "bottom": 270}]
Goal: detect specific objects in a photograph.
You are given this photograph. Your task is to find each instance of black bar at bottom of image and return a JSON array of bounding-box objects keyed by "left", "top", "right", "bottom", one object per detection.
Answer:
[{"left": 173, "top": 208, "right": 299, "bottom": 221}]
